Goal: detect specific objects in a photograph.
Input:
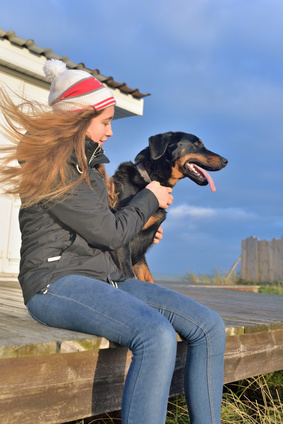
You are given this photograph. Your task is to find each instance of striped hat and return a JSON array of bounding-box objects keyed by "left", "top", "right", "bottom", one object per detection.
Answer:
[{"left": 43, "top": 59, "right": 116, "bottom": 111}]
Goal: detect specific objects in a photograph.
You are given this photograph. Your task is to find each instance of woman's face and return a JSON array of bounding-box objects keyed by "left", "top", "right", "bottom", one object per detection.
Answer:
[{"left": 87, "top": 106, "right": 115, "bottom": 147}]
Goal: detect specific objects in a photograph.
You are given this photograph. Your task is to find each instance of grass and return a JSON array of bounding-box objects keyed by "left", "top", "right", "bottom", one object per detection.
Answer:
[
  {"left": 221, "top": 372, "right": 283, "bottom": 423},
  {"left": 186, "top": 270, "right": 283, "bottom": 295},
  {"left": 258, "top": 283, "right": 283, "bottom": 296},
  {"left": 186, "top": 269, "right": 245, "bottom": 285},
  {"left": 186, "top": 269, "right": 232, "bottom": 285},
  {"left": 166, "top": 397, "right": 189, "bottom": 423}
]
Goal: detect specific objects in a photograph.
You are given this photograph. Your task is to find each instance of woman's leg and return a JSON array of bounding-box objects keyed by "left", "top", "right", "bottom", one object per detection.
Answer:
[
  {"left": 26, "top": 275, "right": 177, "bottom": 424},
  {"left": 118, "top": 279, "right": 226, "bottom": 424}
]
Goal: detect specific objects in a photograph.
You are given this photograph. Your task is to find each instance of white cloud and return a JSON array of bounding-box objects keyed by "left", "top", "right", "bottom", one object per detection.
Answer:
[
  {"left": 168, "top": 204, "right": 257, "bottom": 222},
  {"left": 169, "top": 205, "right": 215, "bottom": 219}
]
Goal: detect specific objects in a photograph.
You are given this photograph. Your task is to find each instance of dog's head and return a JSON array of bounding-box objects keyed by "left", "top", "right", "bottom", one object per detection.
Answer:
[{"left": 135, "top": 131, "right": 228, "bottom": 191}]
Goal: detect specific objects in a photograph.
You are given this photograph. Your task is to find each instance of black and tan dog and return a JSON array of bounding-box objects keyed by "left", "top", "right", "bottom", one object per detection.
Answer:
[{"left": 108, "top": 131, "right": 228, "bottom": 282}]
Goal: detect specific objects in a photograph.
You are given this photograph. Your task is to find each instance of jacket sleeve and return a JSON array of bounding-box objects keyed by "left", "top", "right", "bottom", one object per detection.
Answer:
[{"left": 48, "top": 181, "right": 159, "bottom": 251}]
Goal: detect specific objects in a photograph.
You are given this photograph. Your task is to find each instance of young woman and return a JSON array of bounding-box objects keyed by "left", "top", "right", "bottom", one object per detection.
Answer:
[{"left": 0, "top": 59, "right": 225, "bottom": 424}]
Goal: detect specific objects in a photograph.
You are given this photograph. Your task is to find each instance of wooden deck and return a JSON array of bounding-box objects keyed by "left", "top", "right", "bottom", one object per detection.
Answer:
[{"left": 0, "top": 279, "right": 283, "bottom": 424}]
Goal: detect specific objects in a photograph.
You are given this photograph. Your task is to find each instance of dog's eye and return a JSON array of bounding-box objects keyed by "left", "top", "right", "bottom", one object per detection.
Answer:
[{"left": 194, "top": 140, "right": 203, "bottom": 147}]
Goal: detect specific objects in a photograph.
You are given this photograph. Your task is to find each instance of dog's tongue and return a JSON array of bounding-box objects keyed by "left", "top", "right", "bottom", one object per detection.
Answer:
[{"left": 194, "top": 164, "right": 216, "bottom": 192}]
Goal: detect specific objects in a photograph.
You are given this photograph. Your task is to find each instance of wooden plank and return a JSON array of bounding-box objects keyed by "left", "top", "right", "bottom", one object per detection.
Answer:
[
  {"left": 224, "top": 328, "right": 283, "bottom": 382},
  {"left": 250, "top": 236, "right": 259, "bottom": 282},
  {"left": 0, "top": 348, "right": 131, "bottom": 424},
  {"left": 156, "top": 283, "right": 283, "bottom": 326},
  {"left": 0, "top": 299, "right": 113, "bottom": 358},
  {"left": 272, "top": 238, "right": 278, "bottom": 282},
  {"left": 281, "top": 238, "right": 283, "bottom": 279},
  {"left": 240, "top": 238, "right": 247, "bottom": 280},
  {"left": 0, "top": 350, "right": 102, "bottom": 424},
  {"left": 187, "top": 284, "right": 260, "bottom": 293},
  {"left": 0, "top": 327, "right": 112, "bottom": 359}
]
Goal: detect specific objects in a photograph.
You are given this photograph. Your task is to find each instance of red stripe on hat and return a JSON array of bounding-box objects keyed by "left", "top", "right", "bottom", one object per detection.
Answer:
[
  {"left": 57, "top": 77, "right": 103, "bottom": 102},
  {"left": 95, "top": 98, "right": 116, "bottom": 110}
]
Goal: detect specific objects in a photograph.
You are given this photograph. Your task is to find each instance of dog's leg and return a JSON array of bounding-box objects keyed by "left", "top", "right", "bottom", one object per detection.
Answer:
[{"left": 133, "top": 255, "right": 154, "bottom": 283}]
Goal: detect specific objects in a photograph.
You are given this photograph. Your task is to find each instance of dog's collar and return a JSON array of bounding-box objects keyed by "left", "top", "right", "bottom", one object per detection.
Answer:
[{"left": 135, "top": 162, "right": 152, "bottom": 183}]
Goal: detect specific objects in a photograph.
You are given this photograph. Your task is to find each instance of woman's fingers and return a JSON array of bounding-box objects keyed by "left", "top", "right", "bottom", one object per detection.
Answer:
[{"left": 145, "top": 181, "right": 173, "bottom": 209}]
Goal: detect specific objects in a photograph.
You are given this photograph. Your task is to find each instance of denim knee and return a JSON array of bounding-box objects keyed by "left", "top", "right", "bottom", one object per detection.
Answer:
[
  {"left": 139, "top": 317, "right": 177, "bottom": 361},
  {"left": 187, "top": 308, "right": 226, "bottom": 352},
  {"left": 207, "top": 310, "right": 226, "bottom": 349},
  {"left": 213, "top": 311, "right": 225, "bottom": 335},
  {"left": 156, "top": 320, "right": 178, "bottom": 352}
]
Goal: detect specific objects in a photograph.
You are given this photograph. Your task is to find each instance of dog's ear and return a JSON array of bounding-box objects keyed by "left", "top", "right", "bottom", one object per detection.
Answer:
[{"left": 149, "top": 132, "right": 174, "bottom": 160}]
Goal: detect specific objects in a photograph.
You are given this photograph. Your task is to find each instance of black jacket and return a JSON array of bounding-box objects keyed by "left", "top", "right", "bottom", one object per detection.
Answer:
[{"left": 19, "top": 138, "right": 159, "bottom": 304}]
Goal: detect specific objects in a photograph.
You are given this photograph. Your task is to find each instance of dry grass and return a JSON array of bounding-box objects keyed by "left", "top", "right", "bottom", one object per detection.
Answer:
[
  {"left": 186, "top": 269, "right": 242, "bottom": 285},
  {"left": 221, "top": 374, "right": 283, "bottom": 423}
]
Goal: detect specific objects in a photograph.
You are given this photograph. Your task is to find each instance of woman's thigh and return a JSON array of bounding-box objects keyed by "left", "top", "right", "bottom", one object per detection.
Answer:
[
  {"left": 26, "top": 275, "right": 177, "bottom": 350},
  {"left": 118, "top": 278, "right": 225, "bottom": 346}
]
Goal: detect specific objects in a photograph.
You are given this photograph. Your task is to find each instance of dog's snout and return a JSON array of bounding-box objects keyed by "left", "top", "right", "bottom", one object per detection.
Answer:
[{"left": 221, "top": 157, "right": 228, "bottom": 167}]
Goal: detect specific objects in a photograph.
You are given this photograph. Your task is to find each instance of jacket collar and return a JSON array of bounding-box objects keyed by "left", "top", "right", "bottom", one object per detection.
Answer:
[
  {"left": 69, "top": 136, "right": 110, "bottom": 170},
  {"left": 84, "top": 136, "right": 110, "bottom": 167}
]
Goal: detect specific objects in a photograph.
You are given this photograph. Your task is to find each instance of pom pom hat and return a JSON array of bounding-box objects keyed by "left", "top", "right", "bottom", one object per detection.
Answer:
[{"left": 43, "top": 59, "right": 116, "bottom": 112}]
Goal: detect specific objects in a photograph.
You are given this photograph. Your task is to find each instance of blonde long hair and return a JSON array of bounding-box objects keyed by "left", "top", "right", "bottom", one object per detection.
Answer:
[{"left": 0, "top": 87, "right": 116, "bottom": 208}]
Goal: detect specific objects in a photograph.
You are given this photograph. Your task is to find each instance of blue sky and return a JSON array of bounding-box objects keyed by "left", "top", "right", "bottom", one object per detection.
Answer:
[{"left": 2, "top": 0, "right": 283, "bottom": 278}]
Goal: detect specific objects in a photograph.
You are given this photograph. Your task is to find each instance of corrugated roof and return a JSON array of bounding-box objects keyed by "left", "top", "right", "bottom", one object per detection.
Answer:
[{"left": 0, "top": 29, "right": 150, "bottom": 99}]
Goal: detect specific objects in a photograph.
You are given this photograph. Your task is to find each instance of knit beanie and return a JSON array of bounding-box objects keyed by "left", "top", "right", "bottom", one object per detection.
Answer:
[{"left": 43, "top": 59, "right": 116, "bottom": 111}]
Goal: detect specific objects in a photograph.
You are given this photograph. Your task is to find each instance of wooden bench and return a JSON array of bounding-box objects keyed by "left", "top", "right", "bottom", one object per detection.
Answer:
[{"left": 1, "top": 279, "right": 283, "bottom": 424}]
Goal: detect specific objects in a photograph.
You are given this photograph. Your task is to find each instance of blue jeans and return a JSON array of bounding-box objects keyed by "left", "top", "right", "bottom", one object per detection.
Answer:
[{"left": 26, "top": 275, "right": 225, "bottom": 424}]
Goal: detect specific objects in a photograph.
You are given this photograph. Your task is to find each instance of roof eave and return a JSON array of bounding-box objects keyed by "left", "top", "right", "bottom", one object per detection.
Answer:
[{"left": 0, "top": 30, "right": 148, "bottom": 119}]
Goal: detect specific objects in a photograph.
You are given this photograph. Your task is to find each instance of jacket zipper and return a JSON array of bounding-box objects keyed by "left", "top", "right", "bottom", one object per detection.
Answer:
[{"left": 107, "top": 275, "right": 118, "bottom": 288}]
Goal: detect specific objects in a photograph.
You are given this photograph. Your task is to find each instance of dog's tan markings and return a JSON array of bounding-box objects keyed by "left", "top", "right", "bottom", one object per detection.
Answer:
[
  {"left": 169, "top": 161, "right": 185, "bottom": 186},
  {"left": 133, "top": 262, "right": 154, "bottom": 283},
  {"left": 207, "top": 156, "right": 224, "bottom": 167},
  {"left": 143, "top": 215, "right": 160, "bottom": 230},
  {"left": 168, "top": 154, "right": 195, "bottom": 186}
]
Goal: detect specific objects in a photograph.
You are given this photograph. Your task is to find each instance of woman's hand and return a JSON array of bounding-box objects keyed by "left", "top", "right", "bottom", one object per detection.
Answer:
[
  {"left": 153, "top": 226, "right": 163, "bottom": 244},
  {"left": 145, "top": 181, "right": 173, "bottom": 209}
]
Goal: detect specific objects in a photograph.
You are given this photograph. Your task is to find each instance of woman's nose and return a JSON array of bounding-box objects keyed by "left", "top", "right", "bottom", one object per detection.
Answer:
[{"left": 106, "top": 124, "right": 113, "bottom": 137}]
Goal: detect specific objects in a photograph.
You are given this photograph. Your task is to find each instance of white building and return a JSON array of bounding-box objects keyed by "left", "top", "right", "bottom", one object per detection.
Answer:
[{"left": 0, "top": 29, "right": 148, "bottom": 276}]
